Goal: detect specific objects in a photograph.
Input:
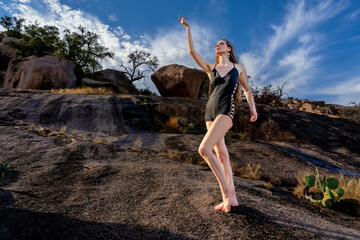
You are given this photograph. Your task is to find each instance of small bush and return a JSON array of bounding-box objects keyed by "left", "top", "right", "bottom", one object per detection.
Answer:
[
  {"left": 258, "top": 119, "right": 297, "bottom": 142},
  {"left": 349, "top": 101, "right": 360, "bottom": 107},
  {"left": 162, "top": 117, "right": 206, "bottom": 134},
  {"left": 250, "top": 82, "right": 288, "bottom": 107},
  {"left": 163, "top": 117, "right": 180, "bottom": 133},
  {"left": 138, "top": 88, "right": 157, "bottom": 96},
  {"left": 0, "top": 162, "right": 13, "bottom": 187}
]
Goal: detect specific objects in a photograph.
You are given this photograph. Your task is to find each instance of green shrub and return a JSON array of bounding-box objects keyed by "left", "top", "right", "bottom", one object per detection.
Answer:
[{"left": 0, "top": 162, "right": 13, "bottom": 187}]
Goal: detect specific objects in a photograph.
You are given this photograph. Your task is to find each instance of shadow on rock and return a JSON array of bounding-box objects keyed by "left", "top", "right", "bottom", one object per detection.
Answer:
[{"left": 0, "top": 207, "right": 197, "bottom": 240}]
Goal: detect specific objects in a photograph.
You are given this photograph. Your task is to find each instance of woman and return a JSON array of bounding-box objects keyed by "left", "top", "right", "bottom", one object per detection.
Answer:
[{"left": 179, "top": 15, "right": 258, "bottom": 213}]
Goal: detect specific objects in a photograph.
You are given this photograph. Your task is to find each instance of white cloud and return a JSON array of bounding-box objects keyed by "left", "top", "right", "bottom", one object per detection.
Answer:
[
  {"left": 239, "top": 0, "right": 350, "bottom": 99},
  {"left": 0, "top": 1, "right": 12, "bottom": 12},
  {"left": 210, "top": 0, "right": 228, "bottom": 14},
  {"left": 317, "top": 77, "right": 360, "bottom": 95},
  {"left": 148, "top": 23, "right": 217, "bottom": 68},
  {"left": 347, "top": 9, "right": 360, "bottom": 20},
  {"left": 0, "top": 0, "right": 219, "bottom": 92},
  {"left": 108, "top": 14, "right": 116, "bottom": 21}
]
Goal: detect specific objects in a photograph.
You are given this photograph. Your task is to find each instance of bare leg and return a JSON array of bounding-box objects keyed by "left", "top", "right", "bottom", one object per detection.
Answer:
[
  {"left": 199, "top": 115, "right": 233, "bottom": 212},
  {"left": 205, "top": 122, "right": 239, "bottom": 210},
  {"left": 213, "top": 137, "right": 239, "bottom": 210}
]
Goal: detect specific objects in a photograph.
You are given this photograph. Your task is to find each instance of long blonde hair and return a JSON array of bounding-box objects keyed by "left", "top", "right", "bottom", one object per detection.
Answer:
[{"left": 213, "top": 39, "right": 242, "bottom": 105}]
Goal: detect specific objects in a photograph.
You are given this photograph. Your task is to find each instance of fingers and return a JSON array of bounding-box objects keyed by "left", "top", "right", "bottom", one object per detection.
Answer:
[
  {"left": 178, "top": 14, "right": 187, "bottom": 22},
  {"left": 249, "top": 112, "right": 258, "bottom": 122}
]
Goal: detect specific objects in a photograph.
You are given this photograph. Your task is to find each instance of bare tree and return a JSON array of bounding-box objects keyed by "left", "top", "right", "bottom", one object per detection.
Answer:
[
  {"left": 277, "top": 81, "right": 289, "bottom": 98},
  {"left": 120, "top": 50, "right": 159, "bottom": 83}
]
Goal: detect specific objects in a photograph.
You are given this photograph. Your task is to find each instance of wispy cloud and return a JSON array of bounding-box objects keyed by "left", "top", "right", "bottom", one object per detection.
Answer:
[
  {"left": 210, "top": 0, "right": 228, "bottom": 14},
  {"left": 317, "top": 76, "right": 360, "bottom": 95},
  {"left": 240, "top": 0, "right": 350, "bottom": 98},
  {"left": 317, "top": 76, "right": 360, "bottom": 105},
  {"left": 108, "top": 14, "right": 116, "bottom": 21},
  {"left": 347, "top": 9, "right": 360, "bottom": 20},
  {"left": 148, "top": 24, "right": 217, "bottom": 68},
  {"left": 17, "top": 0, "right": 31, "bottom": 3}
]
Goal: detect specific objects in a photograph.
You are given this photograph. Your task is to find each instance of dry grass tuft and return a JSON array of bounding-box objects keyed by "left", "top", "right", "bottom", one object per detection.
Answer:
[
  {"left": 51, "top": 87, "right": 115, "bottom": 96},
  {"left": 240, "top": 164, "right": 262, "bottom": 180},
  {"left": 92, "top": 139, "right": 106, "bottom": 144},
  {"left": 293, "top": 170, "right": 317, "bottom": 198},
  {"left": 338, "top": 174, "right": 360, "bottom": 201},
  {"left": 259, "top": 119, "right": 296, "bottom": 142},
  {"left": 263, "top": 182, "right": 274, "bottom": 190},
  {"left": 184, "top": 156, "right": 194, "bottom": 163},
  {"left": 60, "top": 125, "right": 67, "bottom": 133},
  {"left": 130, "top": 137, "right": 142, "bottom": 152},
  {"left": 166, "top": 149, "right": 181, "bottom": 159}
]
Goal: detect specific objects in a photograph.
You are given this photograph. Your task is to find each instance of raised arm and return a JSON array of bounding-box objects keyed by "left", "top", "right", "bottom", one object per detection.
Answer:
[
  {"left": 237, "top": 63, "right": 258, "bottom": 122},
  {"left": 179, "top": 14, "right": 213, "bottom": 74}
]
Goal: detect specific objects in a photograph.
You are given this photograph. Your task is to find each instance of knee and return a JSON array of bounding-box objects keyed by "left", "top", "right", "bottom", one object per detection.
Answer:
[
  {"left": 215, "top": 150, "right": 229, "bottom": 164},
  {"left": 198, "top": 144, "right": 212, "bottom": 158}
]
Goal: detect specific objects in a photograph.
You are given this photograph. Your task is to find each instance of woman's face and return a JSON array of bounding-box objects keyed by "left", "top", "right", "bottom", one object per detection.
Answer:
[{"left": 215, "top": 40, "right": 231, "bottom": 55}]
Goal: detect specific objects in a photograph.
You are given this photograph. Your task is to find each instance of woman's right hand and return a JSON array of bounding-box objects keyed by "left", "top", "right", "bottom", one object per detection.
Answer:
[
  {"left": 179, "top": 14, "right": 189, "bottom": 28},
  {"left": 250, "top": 109, "right": 258, "bottom": 122}
]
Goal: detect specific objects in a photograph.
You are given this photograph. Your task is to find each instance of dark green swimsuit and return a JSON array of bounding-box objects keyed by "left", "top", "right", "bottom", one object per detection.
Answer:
[{"left": 205, "top": 63, "right": 239, "bottom": 122}]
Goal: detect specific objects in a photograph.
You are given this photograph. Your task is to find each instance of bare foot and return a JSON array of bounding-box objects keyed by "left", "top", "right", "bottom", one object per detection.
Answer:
[
  {"left": 214, "top": 193, "right": 239, "bottom": 211},
  {"left": 220, "top": 195, "right": 231, "bottom": 212}
]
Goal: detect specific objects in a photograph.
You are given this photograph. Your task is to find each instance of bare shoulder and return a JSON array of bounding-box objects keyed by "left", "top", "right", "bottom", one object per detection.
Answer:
[
  {"left": 235, "top": 62, "right": 245, "bottom": 74},
  {"left": 208, "top": 63, "right": 215, "bottom": 70}
]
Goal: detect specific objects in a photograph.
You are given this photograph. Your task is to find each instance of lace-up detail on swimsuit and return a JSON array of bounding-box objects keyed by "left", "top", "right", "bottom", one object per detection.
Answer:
[{"left": 205, "top": 63, "right": 239, "bottom": 122}]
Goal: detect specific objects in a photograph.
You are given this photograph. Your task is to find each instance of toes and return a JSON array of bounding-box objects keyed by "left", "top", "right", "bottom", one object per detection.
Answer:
[
  {"left": 222, "top": 207, "right": 230, "bottom": 213},
  {"left": 221, "top": 205, "right": 231, "bottom": 213},
  {"left": 214, "top": 203, "right": 224, "bottom": 210}
]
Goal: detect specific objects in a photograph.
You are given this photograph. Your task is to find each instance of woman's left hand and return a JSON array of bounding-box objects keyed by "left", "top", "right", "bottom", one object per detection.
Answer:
[
  {"left": 250, "top": 109, "right": 258, "bottom": 122},
  {"left": 178, "top": 14, "right": 189, "bottom": 28}
]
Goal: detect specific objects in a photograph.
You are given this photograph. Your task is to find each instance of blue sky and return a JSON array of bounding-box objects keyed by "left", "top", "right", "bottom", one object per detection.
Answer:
[{"left": 1, "top": 0, "right": 360, "bottom": 105}]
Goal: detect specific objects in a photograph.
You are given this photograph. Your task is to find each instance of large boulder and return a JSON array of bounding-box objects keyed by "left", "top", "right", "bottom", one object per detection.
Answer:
[
  {"left": 0, "top": 37, "right": 19, "bottom": 71},
  {"left": 151, "top": 64, "right": 209, "bottom": 98},
  {"left": 85, "top": 69, "right": 138, "bottom": 94},
  {"left": 93, "top": 69, "right": 129, "bottom": 84},
  {"left": 0, "top": 71, "right": 5, "bottom": 87},
  {"left": 3, "top": 55, "right": 76, "bottom": 90},
  {"left": 82, "top": 78, "right": 121, "bottom": 94}
]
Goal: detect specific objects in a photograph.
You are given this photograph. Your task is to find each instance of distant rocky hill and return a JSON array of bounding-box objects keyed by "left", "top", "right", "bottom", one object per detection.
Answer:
[{"left": 1, "top": 88, "right": 359, "bottom": 154}]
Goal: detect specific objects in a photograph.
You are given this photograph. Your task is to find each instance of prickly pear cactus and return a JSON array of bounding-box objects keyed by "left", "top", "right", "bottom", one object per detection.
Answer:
[
  {"left": 304, "top": 175, "right": 315, "bottom": 187},
  {"left": 303, "top": 167, "right": 345, "bottom": 208},
  {"left": 327, "top": 177, "right": 339, "bottom": 189},
  {"left": 336, "top": 188, "right": 345, "bottom": 197},
  {"left": 177, "top": 118, "right": 183, "bottom": 126}
]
